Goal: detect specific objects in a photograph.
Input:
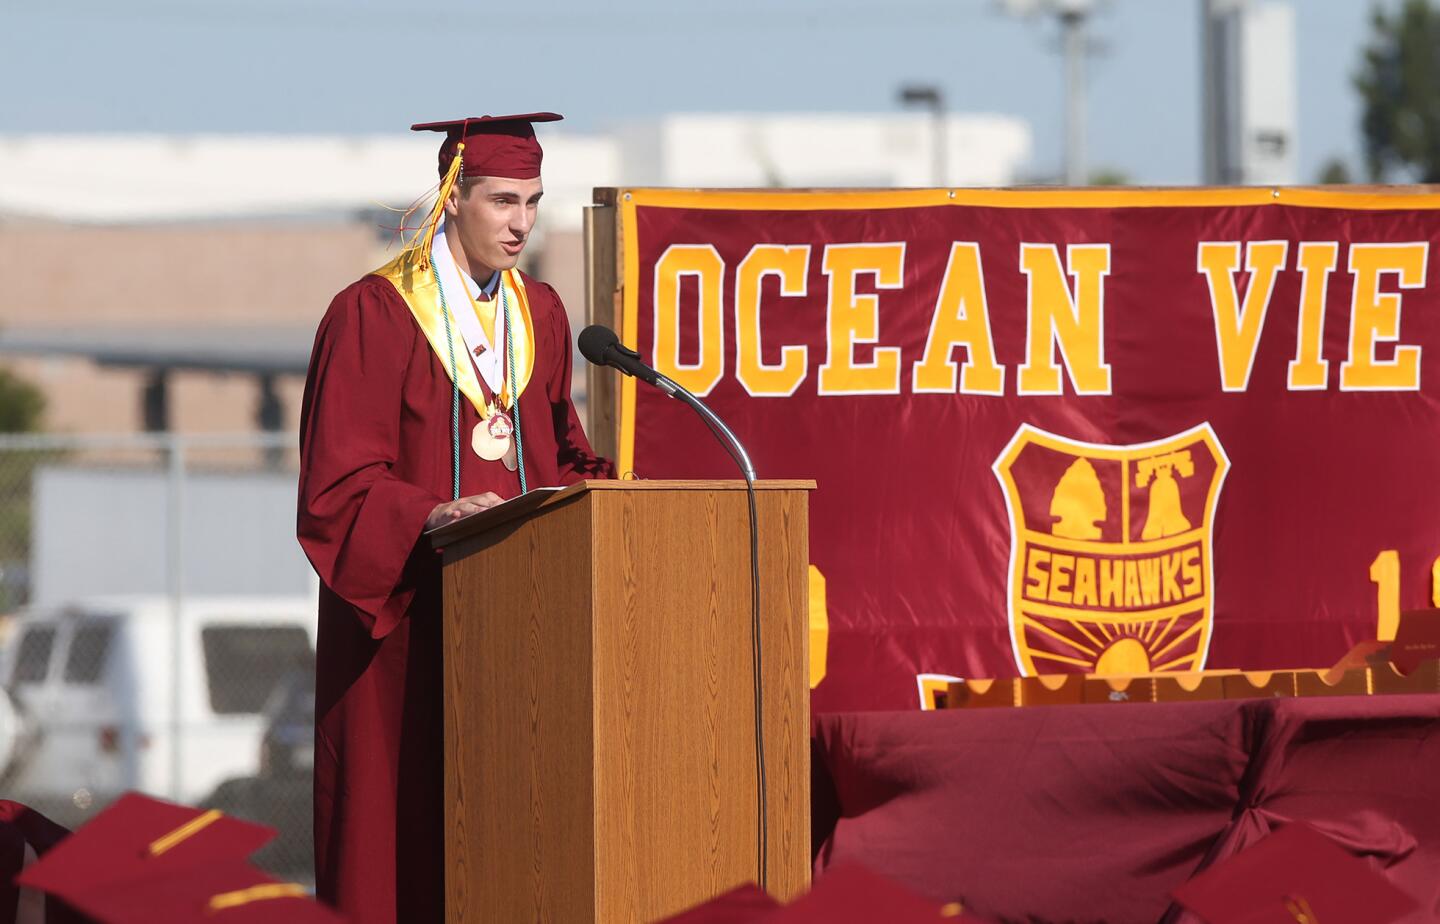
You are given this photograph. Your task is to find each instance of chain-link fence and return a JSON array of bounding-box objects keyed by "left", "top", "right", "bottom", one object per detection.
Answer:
[{"left": 0, "top": 432, "right": 315, "bottom": 882}]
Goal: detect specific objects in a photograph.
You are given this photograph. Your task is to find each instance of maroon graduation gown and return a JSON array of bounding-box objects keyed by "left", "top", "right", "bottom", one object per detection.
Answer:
[{"left": 297, "top": 270, "right": 613, "bottom": 922}]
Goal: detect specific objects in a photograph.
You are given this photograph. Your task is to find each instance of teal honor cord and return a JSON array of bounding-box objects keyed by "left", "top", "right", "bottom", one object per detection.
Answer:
[
  {"left": 432, "top": 262, "right": 462, "bottom": 501},
  {"left": 502, "top": 284, "right": 527, "bottom": 494}
]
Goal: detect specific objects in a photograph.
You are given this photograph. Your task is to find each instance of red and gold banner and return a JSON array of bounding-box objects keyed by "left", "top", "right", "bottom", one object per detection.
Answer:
[{"left": 611, "top": 188, "right": 1440, "bottom": 711}]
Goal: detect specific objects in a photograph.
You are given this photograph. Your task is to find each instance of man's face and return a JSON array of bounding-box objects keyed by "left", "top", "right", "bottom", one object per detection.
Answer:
[{"left": 444, "top": 174, "right": 544, "bottom": 276}]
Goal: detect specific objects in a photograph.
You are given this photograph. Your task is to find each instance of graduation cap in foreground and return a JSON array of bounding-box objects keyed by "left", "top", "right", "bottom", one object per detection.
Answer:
[
  {"left": 772, "top": 865, "right": 981, "bottom": 923},
  {"left": 653, "top": 865, "right": 985, "bottom": 923},
  {"left": 15, "top": 792, "right": 343, "bottom": 923},
  {"left": 1171, "top": 822, "right": 1419, "bottom": 924}
]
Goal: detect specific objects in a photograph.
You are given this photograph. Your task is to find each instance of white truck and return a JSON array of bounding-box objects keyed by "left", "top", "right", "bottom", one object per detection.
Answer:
[{"left": 0, "top": 595, "right": 316, "bottom": 826}]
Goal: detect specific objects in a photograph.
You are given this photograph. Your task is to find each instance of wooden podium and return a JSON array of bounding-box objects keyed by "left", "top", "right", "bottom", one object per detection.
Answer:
[{"left": 428, "top": 480, "right": 813, "bottom": 923}]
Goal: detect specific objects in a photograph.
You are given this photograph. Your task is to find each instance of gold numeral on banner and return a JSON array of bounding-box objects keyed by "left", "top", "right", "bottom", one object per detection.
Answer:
[
  {"left": 1371, "top": 550, "right": 1401, "bottom": 641},
  {"left": 1433, "top": 557, "right": 1440, "bottom": 608}
]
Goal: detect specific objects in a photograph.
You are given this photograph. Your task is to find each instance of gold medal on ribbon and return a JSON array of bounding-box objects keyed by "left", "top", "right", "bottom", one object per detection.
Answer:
[{"left": 471, "top": 410, "right": 513, "bottom": 461}]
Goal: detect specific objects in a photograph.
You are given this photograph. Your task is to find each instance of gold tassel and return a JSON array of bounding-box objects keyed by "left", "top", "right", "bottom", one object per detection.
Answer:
[
  {"left": 405, "top": 140, "right": 465, "bottom": 270},
  {"left": 147, "top": 809, "right": 223, "bottom": 856},
  {"left": 207, "top": 882, "right": 308, "bottom": 912}
]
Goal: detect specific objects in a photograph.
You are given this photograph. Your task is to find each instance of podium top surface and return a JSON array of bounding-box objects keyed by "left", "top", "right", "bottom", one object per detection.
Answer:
[{"left": 426, "top": 478, "right": 816, "bottom": 549}]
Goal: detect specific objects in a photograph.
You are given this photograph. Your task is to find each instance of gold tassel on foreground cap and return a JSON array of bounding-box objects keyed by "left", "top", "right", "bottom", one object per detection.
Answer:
[
  {"left": 147, "top": 809, "right": 223, "bottom": 856},
  {"left": 208, "top": 882, "right": 310, "bottom": 912}
]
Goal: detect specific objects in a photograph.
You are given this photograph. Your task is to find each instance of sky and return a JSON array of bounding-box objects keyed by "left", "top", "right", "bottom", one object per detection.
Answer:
[{"left": 0, "top": 0, "right": 1398, "bottom": 186}]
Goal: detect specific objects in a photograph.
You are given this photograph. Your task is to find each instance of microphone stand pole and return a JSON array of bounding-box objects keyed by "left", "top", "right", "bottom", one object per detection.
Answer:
[{"left": 653, "top": 373, "right": 757, "bottom": 483}]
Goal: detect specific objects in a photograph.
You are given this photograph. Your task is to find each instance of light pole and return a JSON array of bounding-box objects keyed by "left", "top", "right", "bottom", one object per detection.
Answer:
[
  {"left": 1000, "top": 0, "right": 1098, "bottom": 186},
  {"left": 899, "top": 84, "right": 947, "bottom": 187},
  {"left": 1058, "top": 3, "right": 1089, "bottom": 186}
]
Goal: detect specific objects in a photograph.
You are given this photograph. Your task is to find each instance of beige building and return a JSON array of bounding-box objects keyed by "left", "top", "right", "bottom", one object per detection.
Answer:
[
  {"left": 0, "top": 132, "right": 606, "bottom": 438},
  {"left": 0, "top": 220, "right": 588, "bottom": 438}
]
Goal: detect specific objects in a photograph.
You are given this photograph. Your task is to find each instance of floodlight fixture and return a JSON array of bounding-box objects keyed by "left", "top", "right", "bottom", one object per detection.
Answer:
[{"left": 897, "top": 83, "right": 947, "bottom": 187}]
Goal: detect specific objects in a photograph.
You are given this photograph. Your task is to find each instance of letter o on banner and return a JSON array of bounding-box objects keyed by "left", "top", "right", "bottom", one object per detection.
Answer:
[{"left": 653, "top": 244, "right": 726, "bottom": 396}]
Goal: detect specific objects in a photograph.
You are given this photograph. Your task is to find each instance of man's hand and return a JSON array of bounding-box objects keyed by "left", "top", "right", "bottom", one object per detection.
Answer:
[{"left": 425, "top": 493, "right": 505, "bottom": 531}]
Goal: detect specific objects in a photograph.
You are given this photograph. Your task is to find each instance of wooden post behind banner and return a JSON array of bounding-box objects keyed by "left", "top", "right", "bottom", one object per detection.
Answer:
[{"left": 584, "top": 189, "right": 623, "bottom": 463}]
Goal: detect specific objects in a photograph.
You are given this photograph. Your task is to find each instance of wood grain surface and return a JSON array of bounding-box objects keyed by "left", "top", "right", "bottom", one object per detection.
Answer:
[
  {"left": 443, "top": 482, "right": 811, "bottom": 923},
  {"left": 583, "top": 202, "right": 620, "bottom": 463}
]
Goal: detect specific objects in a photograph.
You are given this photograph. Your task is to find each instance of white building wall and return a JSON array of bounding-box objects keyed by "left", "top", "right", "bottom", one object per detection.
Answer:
[
  {"left": 0, "top": 111, "right": 1031, "bottom": 232},
  {"left": 619, "top": 113, "right": 1032, "bottom": 188},
  {"left": 1238, "top": 3, "right": 1296, "bottom": 186},
  {"left": 0, "top": 133, "right": 619, "bottom": 233}
]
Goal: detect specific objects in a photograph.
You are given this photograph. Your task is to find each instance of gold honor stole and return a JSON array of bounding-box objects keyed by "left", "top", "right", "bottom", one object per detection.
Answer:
[{"left": 373, "top": 248, "right": 536, "bottom": 417}]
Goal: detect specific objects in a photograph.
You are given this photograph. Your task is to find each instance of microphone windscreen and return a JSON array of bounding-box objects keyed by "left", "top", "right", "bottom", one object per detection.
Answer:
[{"left": 578, "top": 324, "right": 621, "bottom": 366}]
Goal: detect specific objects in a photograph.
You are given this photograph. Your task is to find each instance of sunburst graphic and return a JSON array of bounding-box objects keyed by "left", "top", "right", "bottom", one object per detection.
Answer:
[{"left": 1020, "top": 610, "right": 1206, "bottom": 675}]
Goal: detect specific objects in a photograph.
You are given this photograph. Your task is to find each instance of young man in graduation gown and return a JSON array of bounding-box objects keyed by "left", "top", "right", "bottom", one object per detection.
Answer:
[{"left": 296, "top": 113, "right": 614, "bottom": 922}]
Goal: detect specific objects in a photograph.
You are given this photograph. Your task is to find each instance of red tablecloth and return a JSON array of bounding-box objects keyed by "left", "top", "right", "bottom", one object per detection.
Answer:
[{"left": 812, "top": 695, "right": 1440, "bottom": 924}]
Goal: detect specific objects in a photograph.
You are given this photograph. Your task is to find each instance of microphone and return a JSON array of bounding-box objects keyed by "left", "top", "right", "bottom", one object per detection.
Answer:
[
  {"left": 577, "top": 324, "right": 670, "bottom": 391},
  {"left": 577, "top": 324, "right": 755, "bottom": 480}
]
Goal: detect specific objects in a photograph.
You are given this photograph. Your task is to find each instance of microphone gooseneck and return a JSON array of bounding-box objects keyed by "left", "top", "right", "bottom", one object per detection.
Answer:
[{"left": 578, "top": 325, "right": 755, "bottom": 480}]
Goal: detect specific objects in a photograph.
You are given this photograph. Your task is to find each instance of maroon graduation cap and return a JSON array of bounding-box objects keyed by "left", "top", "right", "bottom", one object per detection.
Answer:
[
  {"left": 15, "top": 792, "right": 343, "bottom": 923},
  {"left": 1171, "top": 822, "right": 1419, "bottom": 923},
  {"left": 411, "top": 112, "right": 563, "bottom": 180},
  {"left": 653, "top": 866, "right": 986, "bottom": 923},
  {"left": 772, "top": 865, "right": 982, "bottom": 922},
  {"left": 654, "top": 883, "right": 782, "bottom": 923}
]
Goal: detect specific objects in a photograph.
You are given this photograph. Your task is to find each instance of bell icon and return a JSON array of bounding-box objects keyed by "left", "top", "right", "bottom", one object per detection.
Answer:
[{"left": 1137, "top": 450, "right": 1194, "bottom": 540}]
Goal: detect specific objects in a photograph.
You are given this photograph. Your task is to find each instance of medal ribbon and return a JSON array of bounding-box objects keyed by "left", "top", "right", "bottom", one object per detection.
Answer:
[
  {"left": 435, "top": 234, "right": 534, "bottom": 412},
  {"left": 458, "top": 279, "right": 510, "bottom": 412}
]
